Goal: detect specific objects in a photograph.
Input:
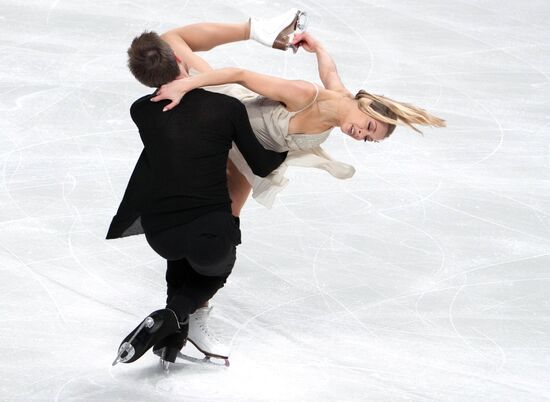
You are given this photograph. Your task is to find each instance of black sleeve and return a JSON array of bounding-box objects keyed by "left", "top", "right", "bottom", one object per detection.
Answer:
[{"left": 230, "top": 101, "right": 288, "bottom": 178}]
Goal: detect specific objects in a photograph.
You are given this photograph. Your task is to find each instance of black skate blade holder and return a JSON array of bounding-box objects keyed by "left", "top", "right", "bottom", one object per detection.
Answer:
[{"left": 112, "top": 316, "right": 155, "bottom": 366}]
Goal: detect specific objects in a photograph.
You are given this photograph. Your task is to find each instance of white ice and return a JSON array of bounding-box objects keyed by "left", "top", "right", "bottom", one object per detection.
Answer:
[{"left": 1, "top": 0, "right": 549, "bottom": 400}]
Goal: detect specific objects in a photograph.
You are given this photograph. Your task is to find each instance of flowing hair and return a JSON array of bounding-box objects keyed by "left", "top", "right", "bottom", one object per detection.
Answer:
[{"left": 355, "top": 90, "right": 446, "bottom": 136}]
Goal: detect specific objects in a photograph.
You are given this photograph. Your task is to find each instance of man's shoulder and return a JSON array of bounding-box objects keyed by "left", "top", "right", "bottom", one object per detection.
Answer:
[
  {"left": 172, "top": 89, "right": 245, "bottom": 119},
  {"left": 128, "top": 89, "right": 244, "bottom": 123},
  {"left": 132, "top": 93, "right": 154, "bottom": 105},
  {"left": 188, "top": 88, "right": 243, "bottom": 108},
  {"left": 130, "top": 93, "right": 155, "bottom": 114},
  {"left": 130, "top": 93, "right": 165, "bottom": 126}
]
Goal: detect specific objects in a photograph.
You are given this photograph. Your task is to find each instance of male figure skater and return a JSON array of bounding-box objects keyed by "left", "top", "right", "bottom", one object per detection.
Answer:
[
  {"left": 107, "top": 78, "right": 287, "bottom": 367},
  {"left": 115, "top": 9, "right": 303, "bottom": 363}
]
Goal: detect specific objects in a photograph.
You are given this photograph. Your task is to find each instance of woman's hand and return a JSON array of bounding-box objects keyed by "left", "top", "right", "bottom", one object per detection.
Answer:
[
  {"left": 292, "top": 32, "right": 322, "bottom": 53},
  {"left": 150, "top": 77, "right": 197, "bottom": 111}
]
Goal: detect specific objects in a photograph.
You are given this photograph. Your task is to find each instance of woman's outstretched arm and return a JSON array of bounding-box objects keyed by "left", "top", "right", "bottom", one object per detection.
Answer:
[
  {"left": 151, "top": 67, "right": 316, "bottom": 112},
  {"left": 292, "top": 32, "right": 351, "bottom": 96}
]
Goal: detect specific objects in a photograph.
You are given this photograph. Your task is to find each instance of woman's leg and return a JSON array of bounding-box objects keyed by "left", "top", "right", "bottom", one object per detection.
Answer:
[
  {"left": 227, "top": 158, "right": 252, "bottom": 217},
  {"left": 176, "top": 9, "right": 306, "bottom": 52},
  {"left": 163, "top": 22, "right": 249, "bottom": 74},
  {"left": 173, "top": 22, "right": 250, "bottom": 52},
  {"left": 165, "top": 9, "right": 303, "bottom": 71}
]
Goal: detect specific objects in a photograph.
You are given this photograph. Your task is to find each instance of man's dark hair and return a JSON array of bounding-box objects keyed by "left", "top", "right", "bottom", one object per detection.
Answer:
[{"left": 127, "top": 31, "right": 180, "bottom": 88}]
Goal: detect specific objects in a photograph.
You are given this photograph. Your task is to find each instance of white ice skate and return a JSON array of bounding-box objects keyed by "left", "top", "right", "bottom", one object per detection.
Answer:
[
  {"left": 249, "top": 8, "right": 308, "bottom": 53},
  {"left": 187, "top": 306, "right": 231, "bottom": 366}
]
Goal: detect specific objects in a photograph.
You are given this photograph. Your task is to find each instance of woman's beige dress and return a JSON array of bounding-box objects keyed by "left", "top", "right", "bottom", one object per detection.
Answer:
[{"left": 191, "top": 70, "right": 355, "bottom": 208}]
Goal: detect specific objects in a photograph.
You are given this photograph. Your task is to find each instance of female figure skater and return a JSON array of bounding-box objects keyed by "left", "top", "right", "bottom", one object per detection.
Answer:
[{"left": 138, "top": 11, "right": 445, "bottom": 212}]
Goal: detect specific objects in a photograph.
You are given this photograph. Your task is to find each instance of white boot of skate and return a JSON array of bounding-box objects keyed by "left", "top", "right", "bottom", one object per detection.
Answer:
[
  {"left": 187, "top": 306, "right": 231, "bottom": 364},
  {"left": 249, "top": 8, "right": 308, "bottom": 52}
]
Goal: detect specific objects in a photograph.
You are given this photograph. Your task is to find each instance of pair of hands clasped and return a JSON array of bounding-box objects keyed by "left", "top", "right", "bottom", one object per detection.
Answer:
[{"left": 150, "top": 32, "right": 321, "bottom": 112}]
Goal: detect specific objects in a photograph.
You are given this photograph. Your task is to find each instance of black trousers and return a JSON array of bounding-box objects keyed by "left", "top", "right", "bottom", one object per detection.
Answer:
[{"left": 144, "top": 210, "right": 241, "bottom": 320}]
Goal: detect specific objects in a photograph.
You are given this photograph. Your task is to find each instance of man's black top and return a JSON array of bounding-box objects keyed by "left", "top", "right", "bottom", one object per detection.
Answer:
[{"left": 106, "top": 89, "right": 287, "bottom": 239}]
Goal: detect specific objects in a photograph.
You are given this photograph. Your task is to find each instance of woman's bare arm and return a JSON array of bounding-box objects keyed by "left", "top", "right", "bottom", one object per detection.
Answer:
[
  {"left": 151, "top": 67, "right": 316, "bottom": 112},
  {"left": 293, "top": 32, "right": 351, "bottom": 96},
  {"left": 162, "top": 23, "right": 249, "bottom": 52}
]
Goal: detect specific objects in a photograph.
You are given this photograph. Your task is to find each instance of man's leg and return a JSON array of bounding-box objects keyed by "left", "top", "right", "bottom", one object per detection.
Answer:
[
  {"left": 152, "top": 211, "right": 239, "bottom": 361},
  {"left": 166, "top": 264, "right": 231, "bottom": 319},
  {"left": 162, "top": 163, "right": 249, "bottom": 313},
  {"left": 165, "top": 259, "right": 186, "bottom": 305},
  {"left": 150, "top": 256, "right": 231, "bottom": 364},
  {"left": 161, "top": 251, "right": 232, "bottom": 314},
  {"left": 145, "top": 224, "right": 229, "bottom": 316},
  {"left": 165, "top": 263, "right": 232, "bottom": 362},
  {"left": 192, "top": 156, "right": 250, "bottom": 308}
]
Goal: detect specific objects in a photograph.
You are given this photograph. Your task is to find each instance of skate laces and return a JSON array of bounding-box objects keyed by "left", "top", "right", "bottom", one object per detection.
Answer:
[{"left": 194, "top": 307, "right": 223, "bottom": 344}]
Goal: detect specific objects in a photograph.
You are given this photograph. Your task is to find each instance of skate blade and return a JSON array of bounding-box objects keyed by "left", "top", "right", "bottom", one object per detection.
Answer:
[
  {"left": 296, "top": 11, "right": 307, "bottom": 31},
  {"left": 177, "top": 351, "right": 230, "bottom": 367},
  {"left": 286, "top": 11, "right": 308, "bottom": 53},
  {"left": 160, "top": 358, "right": 171, "bottom": 372},
  {"left": 112, "top": 342, "right": 134, "bottom": 366},
  {"left": 187, "top": 338, "right": 230, "bottom": 363},
  {"left": 273, "top": 9, "right": 307, "bottom": 51}
]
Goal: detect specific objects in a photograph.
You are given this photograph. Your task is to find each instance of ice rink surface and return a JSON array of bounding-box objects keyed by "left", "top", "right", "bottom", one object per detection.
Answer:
[{"left": 1, "top": 0, "right": 549, "bottom": 400}]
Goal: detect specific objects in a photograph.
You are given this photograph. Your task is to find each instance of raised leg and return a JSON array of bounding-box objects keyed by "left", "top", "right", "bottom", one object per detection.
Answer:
[
  {"left": 162, "top": 21, "right": 249, "bottom": 74},
  {"left": 161, "top": 9, "right": 305, "bottom": 75},
  {"left": 169, "top": 22, "right": 250, "bottom": 52}
]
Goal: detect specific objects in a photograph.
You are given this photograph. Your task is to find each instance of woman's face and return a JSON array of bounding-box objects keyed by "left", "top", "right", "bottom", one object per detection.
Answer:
[{"left": 341, "top": 104, "right": 389, "bottom": 143}]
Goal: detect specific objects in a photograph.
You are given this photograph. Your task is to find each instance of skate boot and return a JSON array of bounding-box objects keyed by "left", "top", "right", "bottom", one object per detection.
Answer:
[
  {"left": 153, "top": 317, "right": 189, "bottom": 371},
  {"left": 187, "top": 306, "right": 231, "bottom": 366},
  {"left": 112, "top": 308, "right": 180, "bottom": 366},
  {"left": 249, "top": 8, "right": 308, "bottom": 53}
]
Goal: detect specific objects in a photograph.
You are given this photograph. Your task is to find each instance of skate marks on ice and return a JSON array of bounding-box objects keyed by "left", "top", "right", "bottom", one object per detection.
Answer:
[{"left": 3, "top": 0, "right": 550, "bottom": 400}]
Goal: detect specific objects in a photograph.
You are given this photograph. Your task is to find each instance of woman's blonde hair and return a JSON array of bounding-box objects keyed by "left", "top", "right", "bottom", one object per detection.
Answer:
[{"left": 355, "top": 90, "right": 446, "bottom": 137}]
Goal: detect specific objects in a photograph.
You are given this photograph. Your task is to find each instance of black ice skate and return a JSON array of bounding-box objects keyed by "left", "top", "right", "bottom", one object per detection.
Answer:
[
  {"left": 152, "top": 317, "right": 189, "bottom": 371},
  {"left": 112, "top": 308, "right": 180, "bottom": 366}
]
